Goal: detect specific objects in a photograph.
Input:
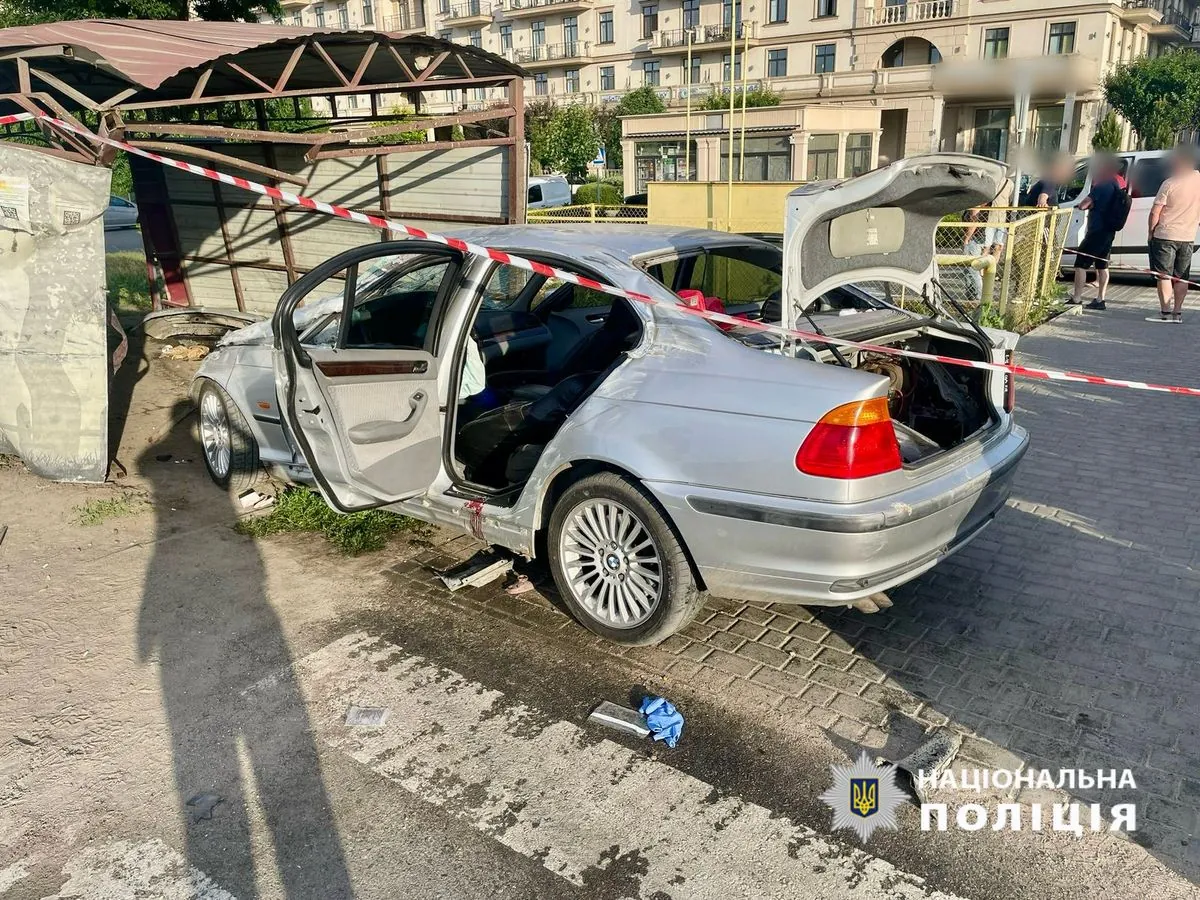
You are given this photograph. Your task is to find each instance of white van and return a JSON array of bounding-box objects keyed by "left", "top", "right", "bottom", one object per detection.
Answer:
[
  {"left": 1059, "top": 150, "right": 1194, "bottom": 273},
  {"left": 526, "top": 175, "right": 572, "bottom": 209}
]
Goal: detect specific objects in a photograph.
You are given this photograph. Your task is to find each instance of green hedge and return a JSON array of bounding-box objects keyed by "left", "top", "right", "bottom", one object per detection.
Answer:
[{"left": 574, "top": 182, "right": 622, "bottom": 205}]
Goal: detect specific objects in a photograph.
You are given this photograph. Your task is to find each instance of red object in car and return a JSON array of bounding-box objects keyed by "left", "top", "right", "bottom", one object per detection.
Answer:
[{"left": 677, "top": 289, "right": 734, "bottom": 331}]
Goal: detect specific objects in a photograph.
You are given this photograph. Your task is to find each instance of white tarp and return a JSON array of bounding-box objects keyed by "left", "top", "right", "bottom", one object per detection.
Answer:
[{"left": 0, "top": 142, "right": 111, "bottom": 482}]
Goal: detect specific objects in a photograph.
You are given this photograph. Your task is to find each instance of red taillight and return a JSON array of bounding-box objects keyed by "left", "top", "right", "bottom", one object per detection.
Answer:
[{"left": 795, "top": 397, "right": 902, "bottom": 479}]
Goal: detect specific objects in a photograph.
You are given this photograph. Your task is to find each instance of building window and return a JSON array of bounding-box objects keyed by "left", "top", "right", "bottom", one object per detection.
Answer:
[
  {"left": 336, "top": 2, "right": 348, "bottom": 27},
  {"left": 532, "top": 20, "right": 545, "bottom": 46},
  {"left": 314, "top": 4, "right": 325, "bottom": 26},
  {"left": 972, "top": 107, "right": 1011, "bottom": 160},
  {"left": 636, "top": 140, "right": 697, "bottom": 190},
  {"left": 814, "top": 42, "right": 835, "bottom": 73},
  {"left": 469, "top": 28, "right": 482, "bottom": 47},
  {"left": 600, "top": 65, "right": 615, "bottom": 90},
  {"left": 362, "top": 0, "right": 373, "bottom": 25},
  {"left": 565, "top": 68, "right": 580, "bottom": 92},
  {"left": 686, "top": 55, "right": 701, "bottom": 83},
  {"left": 292, "top": 11, "right": 303, "bottom": 24},
  {"left": 767, "top": 48, "right": 787, "bottom": 77},
  {"left": 439, "top": 29, "right": 451, "bottom": 40},
  {"left": 844, "top": 133, "right": 872, "bottom": 177},
  {"left": 534, "top": 72, "right": 548, "bottom": 94},
  {"left": 983, "top": 27, "right": 1008, "bottom": 59},
  {"left": 816, "top": 0, "right": 836, "bottom": 14},
  {"left": 439, "top": 0, "right": 449, "bottom": 11},
  {"left": 723, "top": 0, "right": 742, "bottom": 26},
  {"left": 642, "top": 3, "right": 659, "bottom": 39},
  {"left": 807, "top": 134, "right": 838, "bottom": 180},
  {"left": 1033, "top": 106, "right": 1065, "bottom": 153},
  {"left": 720, "top": 135, "right": 790, "bottom": 180},
  {"left": 769, "top": 0, "right": 787, "bottom": 23},
  {"left": 500, "top": 23, "right": 512, "bottom": 50},
  {"left": 564, "top": 15, "right": 578, "bottom": 44},
  {"left": 644, "top": 59, "right": 661, "bottom": 85},
  {"left": 722, "top": 51, "right": 742, "bottom": 81},
  {"left": 683, "top": 0, "right": 700, "bottom": 29},
  {"left": 599, "top": 11, "right": 614, "bottom": 43},
  {"left": 1048, "top": 22, "right": 1076, "bottom": 54}
]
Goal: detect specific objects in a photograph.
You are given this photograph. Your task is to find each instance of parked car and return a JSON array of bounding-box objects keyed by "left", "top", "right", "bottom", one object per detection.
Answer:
[
  {"left": 1059, "top": 149, "right": 1193, "bottom": 273},
  {"left": 526, "top": 175, "right": 572, "bottom": 209},
  {"left": 104, "top": 195, "right": 138, "bottom": 230},
  {"left": 191, "top": 155, "right": 1027, "bottom": 645}
]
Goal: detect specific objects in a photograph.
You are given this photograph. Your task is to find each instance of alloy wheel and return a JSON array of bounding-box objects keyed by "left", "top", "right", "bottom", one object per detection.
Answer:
[
  {"left": 199, "top": 389, "right": 232, "bottom": 480},
  {"left": 559, "top": 498, "right": 664, "bottom": 628}
]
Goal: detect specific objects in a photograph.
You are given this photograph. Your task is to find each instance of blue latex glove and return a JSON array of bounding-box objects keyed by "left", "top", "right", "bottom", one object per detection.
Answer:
[{"left": 640, "top": 695, "right": 684, "bottom": 749}]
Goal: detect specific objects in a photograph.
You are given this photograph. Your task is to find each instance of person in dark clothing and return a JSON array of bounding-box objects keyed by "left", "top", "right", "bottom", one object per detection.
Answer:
[
  {"left": 1071, "top": 154, "right": 1122, "bottom": 310},
  {"left": 1028, "top": 155, "right": 1072, "bottom": 208}
]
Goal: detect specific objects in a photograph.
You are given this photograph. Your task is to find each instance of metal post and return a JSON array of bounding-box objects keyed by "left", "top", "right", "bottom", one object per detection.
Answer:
[
  {"left": 738, "top": 23, "right": 750, "bottom": 180},
  {"left": 999, "top": 224, "right": 1016, "bottom": 314},
  {"left": 726, "top": 21, "right": 737, "bottom": 231},
  {"left": 685, "top": 30, "right": 693, "bottom": 181}
]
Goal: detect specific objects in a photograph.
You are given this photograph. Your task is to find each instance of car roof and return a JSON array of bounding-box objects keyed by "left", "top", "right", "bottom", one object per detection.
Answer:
[{"left": 449, "top": 224, "right": 773, "bottom": 267}]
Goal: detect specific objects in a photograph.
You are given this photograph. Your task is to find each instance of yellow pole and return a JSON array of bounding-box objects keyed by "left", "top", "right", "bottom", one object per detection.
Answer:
[
  {"left": 726, "top": 16, "right": 736, "bottom": 231},
  {"left": 685, "top": 30, "right": 693, "bottom": 182},
  {"left": 738, "top": 22, "right": 749, "bottom": 180}
]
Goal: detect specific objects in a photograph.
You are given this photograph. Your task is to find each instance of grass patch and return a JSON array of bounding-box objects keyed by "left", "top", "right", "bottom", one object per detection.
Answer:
[
  {"left": 75, "top": 494, "right": 147, "bottom": 526},
  {"left": 235, "top": 487, "right": 430, "bottom": 555},
  {"left": 106, "top": 251, "right": 154, "bottom": 314}
]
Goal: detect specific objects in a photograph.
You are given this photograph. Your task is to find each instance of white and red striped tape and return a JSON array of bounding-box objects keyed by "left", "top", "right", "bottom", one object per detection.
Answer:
[{"left": 5, "top": 109, "right": 1200, "bottom": 398}]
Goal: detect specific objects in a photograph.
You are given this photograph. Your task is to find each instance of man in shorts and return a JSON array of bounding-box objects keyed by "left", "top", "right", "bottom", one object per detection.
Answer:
[
  {"left": 1148, "top": 145, "right": 1200, "bottom": 323},
  {"left": 1071, "top": 154, "right": 1122, "bottom": 311}
]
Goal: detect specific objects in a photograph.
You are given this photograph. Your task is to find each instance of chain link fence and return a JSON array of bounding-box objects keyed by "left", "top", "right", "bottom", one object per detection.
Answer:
[
  {"left": 526, "top": 204, "right": 649, "bottom": 224},
  {"left": 933, "top": 208, "right": 1072, "bottom": 332}
]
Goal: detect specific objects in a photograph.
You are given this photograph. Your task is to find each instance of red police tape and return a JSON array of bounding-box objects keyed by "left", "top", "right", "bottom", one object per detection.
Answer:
[{"left": 6, "top": 109, "right": 1200, "bottom": 398}]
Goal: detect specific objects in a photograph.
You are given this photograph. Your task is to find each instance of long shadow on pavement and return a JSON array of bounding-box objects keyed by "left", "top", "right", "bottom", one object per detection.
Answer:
[{"left": 135, "top": 401, "right": 354, "bottom": 899}]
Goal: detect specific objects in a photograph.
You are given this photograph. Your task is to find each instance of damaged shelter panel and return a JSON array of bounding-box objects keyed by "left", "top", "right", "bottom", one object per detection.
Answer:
[
  {"left": 133, "top": 142, "right": 513, "bottom": 315},
  {"left": 0, "top": 142, "right": 110, "bottom": 482}
]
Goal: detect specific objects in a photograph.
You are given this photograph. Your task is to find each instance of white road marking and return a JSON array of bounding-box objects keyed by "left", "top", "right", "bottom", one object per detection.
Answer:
[
  {"left": 40, "top": 839, "right": 235, "bottom": 900},
  {"left": 288, "top": 633, "right": 968, "bottom": 900}
]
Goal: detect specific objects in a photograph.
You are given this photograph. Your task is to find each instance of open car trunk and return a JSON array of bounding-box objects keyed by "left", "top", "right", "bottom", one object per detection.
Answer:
[{"left": 731, "top": 310, "right": 999, "bottom": 465}]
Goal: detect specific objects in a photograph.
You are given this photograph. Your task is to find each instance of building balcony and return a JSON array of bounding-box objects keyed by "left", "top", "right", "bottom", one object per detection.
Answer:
[
  {"left": 505, "top": 40, "right": 591, "bottom": 66},
  {"left": 435, "top": 0, "right": 498, "bottom": 24},
  {"left": 279, "top": 0, "right": 308, "bottom": 10},
  {"left": 650, "top": 22, "right": 756, "bottom": 53},
  {"left": 503, "top": 0, "right": 593, "bottom": 18},
  {"left": 857, "top": 0, "right": 960, "bottom": 27},
  {"left": 1122, "top": 0, "right": 1194, "bottom": 39},
  {"left": 383, "top": 7, "right": 425, "bottom": 31}
]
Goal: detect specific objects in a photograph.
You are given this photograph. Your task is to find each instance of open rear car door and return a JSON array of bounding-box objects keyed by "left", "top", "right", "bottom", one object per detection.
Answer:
[{"left": 273, "top": 242, "right": 464, "bottom": 511}]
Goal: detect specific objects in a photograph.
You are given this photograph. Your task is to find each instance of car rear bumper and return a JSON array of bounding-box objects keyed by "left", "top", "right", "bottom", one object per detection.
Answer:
[{"left": 646, "top": 423, "right": 1029, "bottom": 606}]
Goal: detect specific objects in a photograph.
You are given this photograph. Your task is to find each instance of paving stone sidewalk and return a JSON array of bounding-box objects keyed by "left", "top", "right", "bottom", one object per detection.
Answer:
[{"left": 392, "top": 285, "right": 1200, "bottom": 880}]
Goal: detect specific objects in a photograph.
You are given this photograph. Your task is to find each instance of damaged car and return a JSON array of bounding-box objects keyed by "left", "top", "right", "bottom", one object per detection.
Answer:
[{"left": 191, "top": 154, "right": 1028, "bottom": 645}]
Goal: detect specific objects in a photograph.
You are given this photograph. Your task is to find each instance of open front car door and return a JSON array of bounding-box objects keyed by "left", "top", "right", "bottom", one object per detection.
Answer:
[{"left": 273, "top": 242, "right": 464, "bottom": 511}]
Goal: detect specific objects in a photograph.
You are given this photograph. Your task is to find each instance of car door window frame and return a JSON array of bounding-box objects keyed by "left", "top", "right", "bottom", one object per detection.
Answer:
[{"left": 291, "top": 248, "right": 464, "bottom": 358}]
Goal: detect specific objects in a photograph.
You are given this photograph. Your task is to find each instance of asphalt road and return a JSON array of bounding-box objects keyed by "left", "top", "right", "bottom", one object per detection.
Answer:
[{"left": 104, "top": 226, "right": 143, "bottom": 254}]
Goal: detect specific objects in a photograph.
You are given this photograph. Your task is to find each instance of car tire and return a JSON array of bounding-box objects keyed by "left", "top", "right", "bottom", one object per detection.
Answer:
[
  {"left": 197, "top": 380, "right": 264, "bottom": 493},
  {"left": 547, "top": 472, "right": 704, "bottom": 646}
]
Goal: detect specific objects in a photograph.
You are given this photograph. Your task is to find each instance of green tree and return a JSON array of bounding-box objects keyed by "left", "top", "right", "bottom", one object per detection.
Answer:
[
  {"left": 524, "top": 98, "right": 559, "bottom": 173},
  {"left": 1104, "top": 50, "right": 1200, "bottom": 149},
  {"left": 701, "top": 87, "right": 781, "bottom": 111},
  {"left": 541, "top": 104, "right": 599, "bottom": 180},
  {"left": 0, "top": 0, "right": 275, "bottom": 25},
  {"left": 598, "top": 87, "right": 666, "bottom": 172},
  {"left": 1092, "top": 110, "right": 1124, "bottom": 151}
]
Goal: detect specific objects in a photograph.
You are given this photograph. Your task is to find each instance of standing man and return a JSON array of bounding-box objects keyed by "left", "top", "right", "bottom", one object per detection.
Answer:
[
  {"left": 1148, "top": 145, "right": 1200, "bottom": 324},
  {"left": 1070, "top": 154, "right": 1122, "bottom": 311},
  {"left": 1028, "top": 155, "right": 1071, "bottom": 208}
]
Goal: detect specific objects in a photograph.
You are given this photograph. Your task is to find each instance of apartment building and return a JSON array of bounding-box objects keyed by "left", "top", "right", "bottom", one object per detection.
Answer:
[{"left": 271, "top": 0, "right": 1198, "bottom": 166}]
